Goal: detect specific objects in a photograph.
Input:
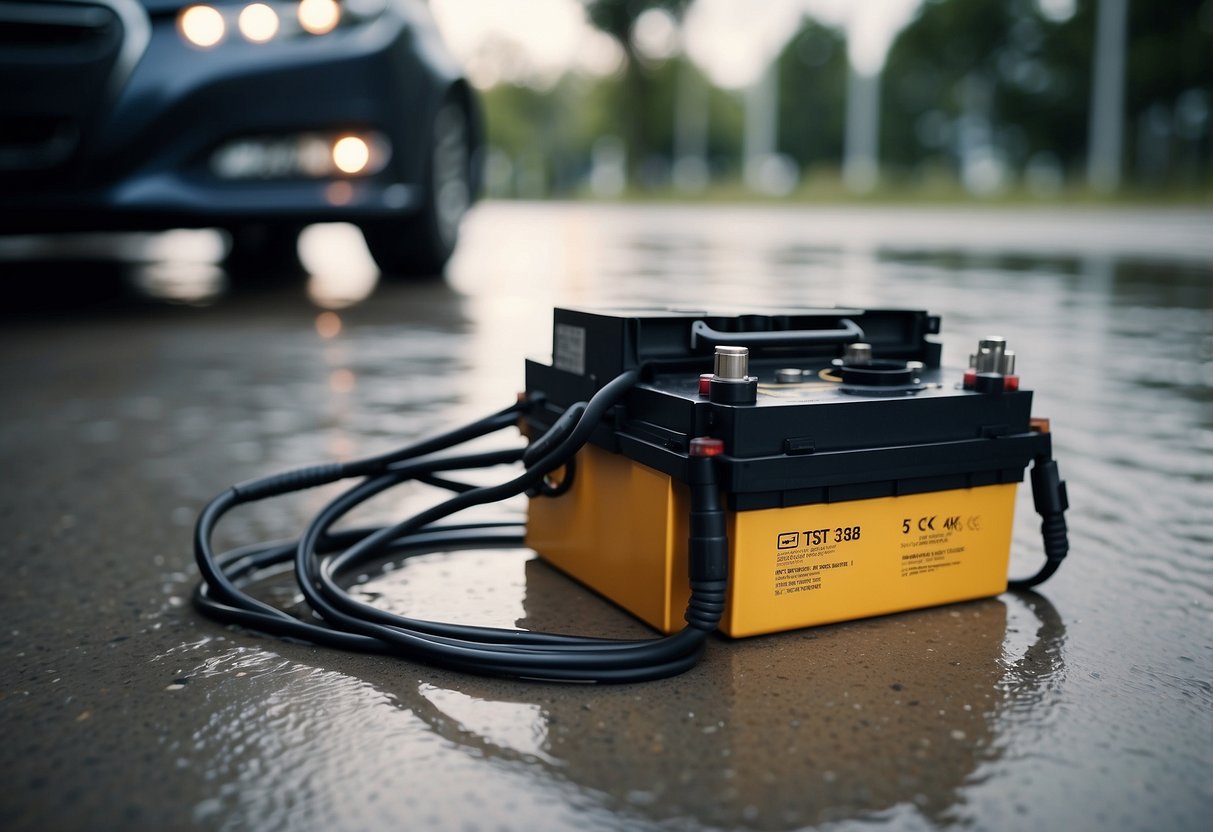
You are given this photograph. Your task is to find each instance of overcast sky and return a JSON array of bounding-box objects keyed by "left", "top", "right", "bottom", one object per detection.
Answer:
[{"left": 429, "top": 0, "right": 923, "bottom": 88}]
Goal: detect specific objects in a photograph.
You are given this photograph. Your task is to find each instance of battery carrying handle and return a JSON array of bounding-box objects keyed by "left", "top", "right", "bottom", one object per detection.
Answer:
[{"left": 690, "top": 318, "right": 865, "bottom": 351}]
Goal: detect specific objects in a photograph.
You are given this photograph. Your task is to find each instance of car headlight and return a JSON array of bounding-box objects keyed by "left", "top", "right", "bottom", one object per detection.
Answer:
[
  {"left": 179, "top": 5, "right": 227, "bottom": 48},
  {"left": 296, "top": 0, "right": 339, "bottom": 35},
  {"left": 177, "top": 0, "right": 385, "bottom": 49},
  {"left": 209, "top": 131, "right": 391, "bottom": 179},
  {"left": 238, "top": 3, "right": 280, "bottom": 42}
]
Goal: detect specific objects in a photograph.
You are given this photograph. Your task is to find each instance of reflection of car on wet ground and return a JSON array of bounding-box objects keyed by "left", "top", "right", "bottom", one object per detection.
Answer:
[{"left": 0, "top": 0, "right": 481, "bottom": 276}]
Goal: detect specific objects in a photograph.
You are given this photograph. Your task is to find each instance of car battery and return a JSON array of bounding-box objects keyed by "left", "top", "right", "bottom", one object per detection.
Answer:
[{"left": 524, "top": 307, "right": 1062, "bottom": 638}]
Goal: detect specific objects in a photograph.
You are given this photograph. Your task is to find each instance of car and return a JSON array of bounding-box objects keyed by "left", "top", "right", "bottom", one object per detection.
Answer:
[{"left": 0, "top": 0, "right": 482, "bottom": 277}]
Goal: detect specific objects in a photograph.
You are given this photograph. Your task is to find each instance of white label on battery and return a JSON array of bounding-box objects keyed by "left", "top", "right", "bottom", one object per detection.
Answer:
[{"left": 554, "top": 324, "right": 587, "bottom": 375}]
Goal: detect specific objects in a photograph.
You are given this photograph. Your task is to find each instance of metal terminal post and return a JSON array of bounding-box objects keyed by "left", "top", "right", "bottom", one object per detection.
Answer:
[
  {"left": 709, "top": 345, "right": 758, "bottom": 405},
  {"left": 843, "top": 343, "right": 873, "bottom": 366},
  {"left": 967, "top": 336, "right": 1022, "bottom": 393},
  {"left": 714, "top": 345, "right": 749, "bottom": 379},
  {"left": 976, "top": 337, "right": 1007, "bottom": 373}
]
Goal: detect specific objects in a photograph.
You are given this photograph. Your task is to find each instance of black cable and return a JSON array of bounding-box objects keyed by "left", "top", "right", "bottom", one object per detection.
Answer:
[
  {"left": 194, "top": 370, "right": 728, "bottom": 683},
  {"left": 194, "top": 401, "right": 525, "bottom": 608},
  {"left": 193, "top": 400, "right": 531, "bottom": 650},
  {"left": 1008, "top": 451, "right": 1070, "bottom": 589}
]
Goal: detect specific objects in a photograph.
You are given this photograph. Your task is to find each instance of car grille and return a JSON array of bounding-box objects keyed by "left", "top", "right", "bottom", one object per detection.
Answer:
[
  {"left": 0, "top": 0, "right": 127, "bottom": 176},
  {"left": 0, "top": 1, "right": 119, "bottom": 51}
]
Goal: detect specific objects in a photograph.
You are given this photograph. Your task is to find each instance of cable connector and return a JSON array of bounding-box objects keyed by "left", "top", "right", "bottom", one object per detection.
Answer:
[
  {"left": 1031, "top": 454, "right": 1069, "bottom": 566},
  {"left": 1031, "top": 456, "right": 1069, "bottom": 522},
  {"left": 685, "top": 443, "right": 728, "bottom": 631},
  {"left": 1009, "top": 450, "right": 1070, "bottom": 589}
]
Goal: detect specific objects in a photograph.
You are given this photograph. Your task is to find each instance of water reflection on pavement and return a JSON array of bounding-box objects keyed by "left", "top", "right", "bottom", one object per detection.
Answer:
[{"left": 0, "top": 203, "right": 1209, "bottom": 831}]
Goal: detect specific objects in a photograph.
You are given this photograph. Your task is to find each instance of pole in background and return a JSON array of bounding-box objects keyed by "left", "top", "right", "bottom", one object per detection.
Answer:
[
  {"left": 843, "top": 62, "right": 880, "bottom": 194},
  {"left": 1087, "top": 0, "right": 1129, "bottom": 193},
  {"left": 674, "top": 58, "right": 710, "bottom": 193},
  {"left": 743, "top": 60, "right": 779, "bottom": 191}
]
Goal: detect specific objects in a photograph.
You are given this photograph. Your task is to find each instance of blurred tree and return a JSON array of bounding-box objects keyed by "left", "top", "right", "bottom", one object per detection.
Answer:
[
  {"left": 635, "top": 56, "right": 747, "bottom": 185},
  {"left": 776, "top": 19, "right": 848, "bottom": 177},
  {"left": 996, "top": 3, "right": 1094, "bottom": 179},
  {"left": 482, "top": 75, "right": 612, "bottom": 197},
  {"left": 484, "top": 0, "right": 1209, "bottom": 198},
  {"left": 585, "top": 0, "right": 691, "bottom": 186},
  {"left": 881, "top": 0, "right": 1046, "bottom": 191},
  {"left": 882, "top": 0, "right": 1212, "bottom": 192},
  {"left": 1119, "top": 0, "right": 1212, "bottom": 186},
  {"left": 481, "top": 58, "right": 743, "bottom": 196}
]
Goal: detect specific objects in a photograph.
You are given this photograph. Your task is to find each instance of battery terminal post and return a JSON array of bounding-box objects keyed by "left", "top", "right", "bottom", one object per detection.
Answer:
[
  {"left": 965, "top": 336, "right": 1020, "bottom": 392},
  {"left": 709, "top": 346, "right": 758, "bottom": 405}
]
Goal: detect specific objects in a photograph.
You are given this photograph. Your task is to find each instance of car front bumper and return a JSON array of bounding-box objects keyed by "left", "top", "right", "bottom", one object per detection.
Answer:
[{"left": 0, "top": 0, "right": 453, "bottom": 232}]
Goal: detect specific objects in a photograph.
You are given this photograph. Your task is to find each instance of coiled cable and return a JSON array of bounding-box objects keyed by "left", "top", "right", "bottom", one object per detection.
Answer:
[{"left": 194, "top": 370, "right": 728, "bottom": 683}]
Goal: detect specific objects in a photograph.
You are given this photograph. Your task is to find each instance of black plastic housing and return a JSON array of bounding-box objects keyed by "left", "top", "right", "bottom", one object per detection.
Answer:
[{"left": 524, "top": 307, "right": 1049, "bottom": 511}]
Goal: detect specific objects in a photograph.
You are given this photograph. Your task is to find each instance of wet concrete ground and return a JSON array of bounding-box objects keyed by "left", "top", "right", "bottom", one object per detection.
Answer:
[{"left": 1, "top": 203, "right": 1210, "bottom": 831}]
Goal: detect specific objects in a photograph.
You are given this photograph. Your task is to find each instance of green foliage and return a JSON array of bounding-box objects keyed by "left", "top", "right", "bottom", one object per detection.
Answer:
[
  {"left": 580, "top": 0, "right": 693, "bottom": 184},
  {"left": 480, "top": 58, "right": 747, "bottom": 195},
  {"left": 776, "top": 21, "right": 848, "bottom": 168},
  {"left": 481, "top": 75, "right": 611, "bottom": 195},
  {"left": 882, "top": 0, "right": 1212, "bottom": 185},
  {"left": 481, "top": 0, "right": 1211, "bottom": 198}
]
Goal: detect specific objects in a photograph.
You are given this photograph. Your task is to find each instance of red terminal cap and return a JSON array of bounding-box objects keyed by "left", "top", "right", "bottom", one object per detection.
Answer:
[
  {"left": 698, "top": 373, "right": 713, "bottom": 397},
  {"left": 963, "top": 368, "right": 977, "bottom": 390},
  {"left": 689, "top": 437, "right": 725, "bottom": 457},
  {"left": 1004, "top": 374, "right": 1020, "bottom": 392}
]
